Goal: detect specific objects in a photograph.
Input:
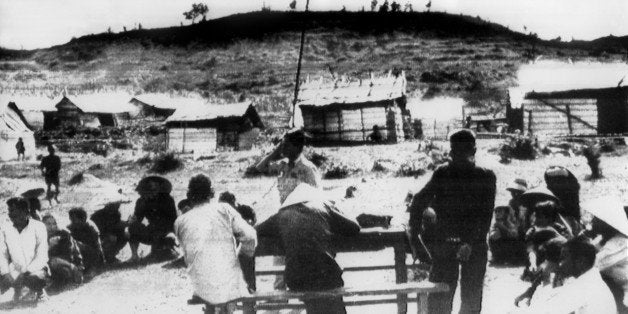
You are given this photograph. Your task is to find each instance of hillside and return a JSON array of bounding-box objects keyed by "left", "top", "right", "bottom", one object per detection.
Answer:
[{"left": 1, "top": 11, "right": 626, "bottom": 119}]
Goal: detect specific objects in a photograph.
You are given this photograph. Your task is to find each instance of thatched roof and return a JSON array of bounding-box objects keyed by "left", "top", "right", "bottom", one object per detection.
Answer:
[{"left": 165, "top": 101, "right": 263, "bottom": 128}]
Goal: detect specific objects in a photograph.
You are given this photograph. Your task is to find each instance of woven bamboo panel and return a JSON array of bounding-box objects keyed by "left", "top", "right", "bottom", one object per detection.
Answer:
[
  {"left": 168, "top": 127, "right": 216, "bottom": 153},
  {"left": 340, "top": 130, "right": 365, "bottom": 141}
]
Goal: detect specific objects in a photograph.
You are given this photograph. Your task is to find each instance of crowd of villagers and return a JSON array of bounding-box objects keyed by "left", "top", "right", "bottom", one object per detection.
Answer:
[{"left": 0, "top": 128, "right": 626, "bottom": 314}]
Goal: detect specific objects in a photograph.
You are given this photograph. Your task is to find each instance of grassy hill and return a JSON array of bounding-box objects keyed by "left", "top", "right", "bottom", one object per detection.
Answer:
[{"left": 1, "top": 11, "right": 627, "bottom": 121}]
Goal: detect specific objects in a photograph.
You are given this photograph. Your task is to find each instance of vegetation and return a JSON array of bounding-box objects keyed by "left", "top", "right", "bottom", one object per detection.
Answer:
[{"left": 150, "top": 152, "right": 183, "bottom": 174}]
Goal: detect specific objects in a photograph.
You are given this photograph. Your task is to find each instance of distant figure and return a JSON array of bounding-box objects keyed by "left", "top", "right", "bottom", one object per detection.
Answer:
[
  {"left": 90, "top": 202, "right": 128, "bottom": 264},
  {"left": 0, "top": 198, "right": 50, "bottom": 302},
  {"left": 40, "top": 145, "right": 61, "bottom": 205},
  {"left": 175, "top": 174, "right": 257, "bottom": 313},
  {"left": 391, "top": 1, "right": 400, "bottom": 12},
  {"left": 256, "top": 184, "right": 361, "bottom": 314},
  {"left": 524, "top": 236, "right": 616, "bottom": 313},
  {"left": 408, "top": 129, "right": 496, "bottom": 314},
  {"left": 15, "top": 138, "right": 25, "bottom": 161},
  {"left": 128, "top": 176, "right": 178, "bottom": 262},
  {"left": 379, "top": 0, "right": 389, "bottom": 12},
  {"left": 371, "top": 0, "right": 378, "bottom": 11},
  {"left": 367, "top": 125, "right": 384, "bottom": 143},
  {"left": 289, "top": 0, "right": 296, "bottom": 10},
  {"left": 42, "top": 213, "right": 84, "bottom": 290},
  {"left": 464, "top": 116, "right": 472, "bottom": 129},
  {"left": 67, "top": 207, "right": 105, "bottom": 277}
]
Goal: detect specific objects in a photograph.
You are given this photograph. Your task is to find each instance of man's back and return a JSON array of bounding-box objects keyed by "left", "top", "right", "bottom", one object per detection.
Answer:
[
  {"left": 41, "top": 155, "right": 61, "bottom": 176},
  {"left": 257, "top": 200, "right": 360, "bottom": 290}
]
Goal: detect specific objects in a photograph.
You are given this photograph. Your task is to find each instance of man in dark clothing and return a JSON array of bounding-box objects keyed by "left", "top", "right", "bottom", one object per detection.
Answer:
[
  {"left": 90, "top": 203, "right": 128, "bottom": 264},
  {"left": 42, "top": 213, "right": 84, "bottom": 290},
  {"left": 129, "top": 177, "right": 178, "bottom": 261},
  {"left": 256, "top": 183, "right": 361, "bottom": 314},
  {"left": 68, "top": 207, "right": 105, "bottom": 276},
  {"left": 40, "top": 145, "right": 61, "bottom": 205},
  {"left": 408, "top": 129, "right": 496, "bottom": 314},
  {"left": 15, "top": 137, "right": 25, "bottom": 161}
]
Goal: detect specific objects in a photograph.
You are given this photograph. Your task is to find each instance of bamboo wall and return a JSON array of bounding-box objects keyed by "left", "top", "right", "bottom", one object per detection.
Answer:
[
  {"left": 167, "top": 127, "right": 217, "bottom": 154},
  {"left": 523, "top": 98, "right": 598, "bottom": 136},
  {"left": 301, "top": 104, "right": 405, "bottom": 143}
]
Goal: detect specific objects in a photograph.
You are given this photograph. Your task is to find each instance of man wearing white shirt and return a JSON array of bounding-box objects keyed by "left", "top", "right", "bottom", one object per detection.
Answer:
[
  {"left": 524, "top": 236, "right": 616, "bottom": 314},
  {"left": 0, "top": 197, "right": 50, "bottom": 302}
]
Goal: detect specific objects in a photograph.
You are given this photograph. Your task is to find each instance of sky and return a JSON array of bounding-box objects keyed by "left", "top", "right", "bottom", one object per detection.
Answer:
[{"left": 1, "top": 0, "right": 627, "bottom": 50}]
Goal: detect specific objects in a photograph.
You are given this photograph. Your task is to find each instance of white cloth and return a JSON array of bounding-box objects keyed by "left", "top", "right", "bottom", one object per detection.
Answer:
[
  {"left": 0, "top": 219, "right": 49, "bottom": 278},
  {"left": 525, "top": 268, "right": 617, "bottom": 314},
  {"left": 271, "top": 156, "right": 321, "bottom": 204},
  {"left": 597, "top": 234, "right": 628, "bottom": 307},
  {"left": 174, "top": 201, "right": 257, "bottom": 304}
]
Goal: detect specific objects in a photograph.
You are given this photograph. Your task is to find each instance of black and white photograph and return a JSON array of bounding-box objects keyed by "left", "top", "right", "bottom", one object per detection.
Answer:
[{"left": 0, "top": 0, "right": 627, "bottom": 313}]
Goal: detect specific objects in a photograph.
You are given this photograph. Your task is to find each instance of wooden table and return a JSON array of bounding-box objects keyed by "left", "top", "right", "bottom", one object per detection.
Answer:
[{"left": 255, "top": 226, "right": 412, "bottom": 314}]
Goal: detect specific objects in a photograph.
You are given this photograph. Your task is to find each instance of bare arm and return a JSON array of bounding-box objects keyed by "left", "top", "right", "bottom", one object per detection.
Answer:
[{"left": 255, "top": 142, "right": 284, "bottom": 173}]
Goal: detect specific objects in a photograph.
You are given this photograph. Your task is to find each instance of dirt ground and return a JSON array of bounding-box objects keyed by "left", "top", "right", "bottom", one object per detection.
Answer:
[{"left": 0, "top": 139, "right": 626, "bottom": 313}]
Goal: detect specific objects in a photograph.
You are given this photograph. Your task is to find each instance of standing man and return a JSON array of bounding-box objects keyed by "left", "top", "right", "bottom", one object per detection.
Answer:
[
  {"left": 0, "top": 198, "right": 50, "bottom": 302},
  {"left": 408, "top": 129, "right": 496, "bottom": 314},
  {"left": 40, "top": 144, "right": 61, "bottom": 205},
  {"left": 15, "top": 138, "right": 25, "bottom": 161},
  {"left": 255, "top": 129, "right": 321, "bottom": 205}
]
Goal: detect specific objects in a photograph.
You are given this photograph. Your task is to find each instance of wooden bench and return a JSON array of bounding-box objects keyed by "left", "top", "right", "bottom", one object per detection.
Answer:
[{"left": 232, "top": 281, "right": 449, "bottom": 314}]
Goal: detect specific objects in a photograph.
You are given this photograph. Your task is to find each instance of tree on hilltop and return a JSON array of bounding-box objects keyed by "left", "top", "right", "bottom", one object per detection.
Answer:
[{"left": 183, "top": 3, "right": 209, "bottom": 24}]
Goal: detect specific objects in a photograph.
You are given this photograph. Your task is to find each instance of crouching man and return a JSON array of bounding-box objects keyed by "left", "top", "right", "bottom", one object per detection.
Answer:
[
  {"left": 0, "top": 198, "right": 50, "bottom": 302},
  {"left": 256, "top": 183, "right": 361, "bottom": 314}
]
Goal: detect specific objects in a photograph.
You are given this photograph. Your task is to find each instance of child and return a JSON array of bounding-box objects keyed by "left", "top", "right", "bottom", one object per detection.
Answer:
[
  {"left": 489, "top": 206, "right": 522, "bottom": 264},
  {"left": 522, "top": 200, "right": 570, "bottom": 281},
  {"left": 67, "top": 207, "right": 106, "bottom": 277}
]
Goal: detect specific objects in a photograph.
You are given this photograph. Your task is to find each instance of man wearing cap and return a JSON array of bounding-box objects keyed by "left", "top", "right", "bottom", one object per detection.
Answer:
[
  {"left": 408, "top": 129, "right": 496, "bottom": 314},
  {"left": 255, "top": 129, "right": 321, "bottom": 205},
  {"left": 583, "top": 196, "right": 628, "bottom": 313},
  {"left": 256, "top": 183, "right": 361, "bottom": 314},
  {"left": 40, "top": 144, "right": 61, "bottom": 205}
]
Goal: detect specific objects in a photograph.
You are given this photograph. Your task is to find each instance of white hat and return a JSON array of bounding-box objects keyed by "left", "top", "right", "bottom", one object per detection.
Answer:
[
  {"left": 582, "top": 196, "right": 628, "bottom": 237},
  {"left": 280, "top": 183, "right": 328, "bottom": 209}
]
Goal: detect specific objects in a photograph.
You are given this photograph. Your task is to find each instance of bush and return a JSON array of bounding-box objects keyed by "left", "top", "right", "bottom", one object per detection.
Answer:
[
  {"left": 150, "top": 152, "right": 183, "bottom": 174},
  {"left": 396, "top": 160, "right": 427, "bottom": 177},
  {"left": 143, "top": 134, "right": 167, "bottom": 153},
  {"left": 323, "top": 162, "right": 360, "bottom": 179},
  {"left": 305, "top": 151, "right": 329, "bottom": 168},
  {"left": 499, "top": 136, "right": 537, "bottom": 160},
  {"left": 136, "top": 154, "right": 152, "bottom": 166}
]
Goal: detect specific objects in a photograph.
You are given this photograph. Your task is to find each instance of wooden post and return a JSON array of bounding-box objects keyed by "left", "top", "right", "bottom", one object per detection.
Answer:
[
  {"left": 417, "top": 293, "right": 429, "bottom": 314},
  {"left": 394, "top": 244, "right": 408, "bottom": 314},
  {"left": 527, "top": 111, "right": 533, "bottom": 134},
  {"left": 182, "top": 124, "right": 186, "bottom": 154},
  {"left": 566, "top": 104, "right": 573, "bottom": 134},
  {"left": 322, "top": 110, "right": 327, "bottom": 141},
  {"left": 337, "top": 109, "right": 342, "bottom": 141},
  {"left": 360, "top": 108, "right": 366, "bottom": 141}
]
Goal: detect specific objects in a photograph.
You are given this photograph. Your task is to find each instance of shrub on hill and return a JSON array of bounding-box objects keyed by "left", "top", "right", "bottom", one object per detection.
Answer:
[{"left": 150, "top": 152, "right": 183, "bottom": 174}]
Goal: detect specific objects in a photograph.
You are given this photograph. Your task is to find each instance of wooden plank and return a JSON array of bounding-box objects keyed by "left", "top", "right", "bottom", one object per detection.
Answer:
[{"left": 254, "top": 263, "right": 430, "bottom": 276}]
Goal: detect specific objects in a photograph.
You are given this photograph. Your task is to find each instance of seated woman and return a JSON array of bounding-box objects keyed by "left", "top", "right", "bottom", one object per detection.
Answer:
[
  {"left": 522, "top": 200, "right": 571, "bottom": 281},
  {"left": 41, "top": 213, "right": 84, "bottom": 290},
  {"left": 67, "top": 207, "right": 106, "bottom": 278},
  {"left": 90, "top": 202, "right": 128, "bottom": 264}
]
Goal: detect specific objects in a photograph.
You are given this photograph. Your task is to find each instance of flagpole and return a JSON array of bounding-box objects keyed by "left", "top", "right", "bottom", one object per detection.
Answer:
[{"left": 291, "top": 0, "right": 310, "bottom": 128}]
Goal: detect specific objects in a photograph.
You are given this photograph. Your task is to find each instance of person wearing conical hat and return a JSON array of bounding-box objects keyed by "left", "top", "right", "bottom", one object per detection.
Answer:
[
  {"left": 583, "top": 196, "right": 628, "bottom": 312},
  {"left": 256, "top": 183, "right": 360, "bottom": 314}
]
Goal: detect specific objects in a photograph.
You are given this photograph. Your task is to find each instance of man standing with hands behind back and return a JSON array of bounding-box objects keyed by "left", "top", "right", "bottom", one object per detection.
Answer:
[{"left": 408, "top": 129, "right": 496, "bottom": 314}]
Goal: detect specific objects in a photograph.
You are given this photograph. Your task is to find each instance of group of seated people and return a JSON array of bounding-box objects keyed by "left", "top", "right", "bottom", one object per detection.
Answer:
[{"left": 488, "top": 166, "right": 628, "bottom": 313}]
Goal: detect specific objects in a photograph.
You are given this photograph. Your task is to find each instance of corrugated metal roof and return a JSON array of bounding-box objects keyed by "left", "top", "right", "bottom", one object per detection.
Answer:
[
  {"left": 0, "top": 94, "right": 56, "bottom": 112},
  {"left": 165, "top": 101, "right": 253, "bottom": 122},
  {"left": 297, "top": 72, "right": 406, "bottom": 107},
  {"left": 58, "top": 92, "right": 136, "bottom": 114}
]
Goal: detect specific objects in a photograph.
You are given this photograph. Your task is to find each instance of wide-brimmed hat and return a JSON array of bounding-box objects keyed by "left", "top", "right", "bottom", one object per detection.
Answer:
[
  {"left": 136, "top": 176, "right": 172, "bottom": 195},
  {"left": 280, "top": 183, "right": 328, "bottom": 209},
  {"left": 582, "top": 196, "right": 628, "bottom": 237},
  {"left": 506, "top": 178, "right": 528, "bottom": 193},
  {"left": 17, "top": 186, "right": 45, "bottom": 199},
  {"left": 519, "top": 186, "right": 560, "bottom": 207}
]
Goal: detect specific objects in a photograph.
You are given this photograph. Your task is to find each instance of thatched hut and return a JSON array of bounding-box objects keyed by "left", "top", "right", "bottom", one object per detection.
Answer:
[
  {"left": 129, "top": 93, "right": 179, "bottom": 121},
  {"left": 48, "top": 93, "right": 135, "bottom": 130},
  {"left": 165, "top": 101, "right": 264, "bottom": 153},
  {"left": 296, "top": 71, "right": 410, "bottom": 144}
]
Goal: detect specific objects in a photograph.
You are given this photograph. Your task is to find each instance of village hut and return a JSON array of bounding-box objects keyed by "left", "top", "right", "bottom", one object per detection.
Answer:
[
  {"left": 0, "top": 95, "right": 56, "bottom": 130},
  {"left": 508, "top": 60, "right": 628, "bottom": 136},
  {"left": 296, "top": 71, "right": 410, "bottom": 144},
  {"left": 164, "top": 101, "right": 264, "bottom": 153},
  {"left": 0, "top": 102, "right": 36, "bottom": 161},
  {"left": 129, "top": 93, "right": 178, "bottom": 121},
  {"left": 47, "top": 92, "right": 135, "bottom": 130}
]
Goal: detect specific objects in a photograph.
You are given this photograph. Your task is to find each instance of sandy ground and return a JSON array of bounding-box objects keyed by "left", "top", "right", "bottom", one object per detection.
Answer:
[{"left": 0, "top": 139, "right": 626, "bottom": 313}]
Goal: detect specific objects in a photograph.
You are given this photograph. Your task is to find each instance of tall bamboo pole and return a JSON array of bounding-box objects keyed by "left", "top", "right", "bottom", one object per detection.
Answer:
[{"left": 291, "top": 0, "right": 310, "bottom": 127}]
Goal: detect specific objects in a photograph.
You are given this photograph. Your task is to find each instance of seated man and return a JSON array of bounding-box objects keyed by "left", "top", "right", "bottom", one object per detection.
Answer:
[
  {"left": 67, "top": 207, "right": 105, "bottom": 278},
  {"left": 0, "top": 198, "right": 50, "bottom": 302},
  {"left": 129, "top": 177, "right": 178, "bottom": 261},
  {"left": 41, "top": 213, "right": 84, "bottom": 290},
  {"left": 523, "top": 236, "right": 616, "bottom": 313},
  {"left": 90, "top": 202, "right": 128, "bottom": 264},
  {"left": 256, "top": 183, "right": 361, "bottom": 314}
]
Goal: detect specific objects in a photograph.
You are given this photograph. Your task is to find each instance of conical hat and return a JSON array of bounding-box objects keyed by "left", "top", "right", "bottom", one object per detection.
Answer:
[
  {"left": 280, "top": 183, "right": 328, "bottom": 209},
  {"left": 582, "top": 196, "right": 628, "bottom": 237},
  {"left": 17, "top": 185, "right": 45, "bottom": 198},
  {"left": 519, "top": 186, "right": 560, "bottom": 207}
]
